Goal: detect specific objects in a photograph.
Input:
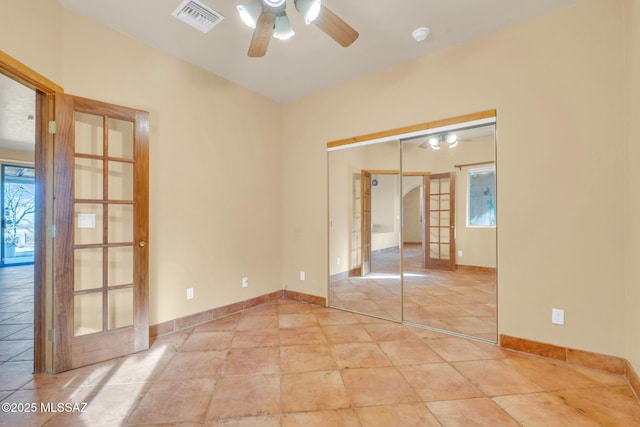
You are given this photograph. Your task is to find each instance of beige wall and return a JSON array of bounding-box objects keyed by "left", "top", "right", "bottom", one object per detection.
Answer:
[
  {"left": 0, "top": 0, "right": 63, "bottom": 84},
  {"left": 624, "top": 0, "right": 640, "bottom": 373},
  {"left": 283, "top": 0, "right": 628, "bottom": 360},
  {"left": 1, "top": 1, "right": 284, "bottom": 325},
  {"left": 1, "top": 0, "right": 638, "bottom": 373}
]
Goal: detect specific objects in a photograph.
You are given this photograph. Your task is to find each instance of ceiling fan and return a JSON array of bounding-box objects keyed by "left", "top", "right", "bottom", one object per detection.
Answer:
[{"left": 237, "top": 0, "right": 359, "bottom": 57}]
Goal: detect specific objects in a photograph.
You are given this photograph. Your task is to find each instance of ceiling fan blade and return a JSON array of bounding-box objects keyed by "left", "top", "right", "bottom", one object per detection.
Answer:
[
  {"left": 313, "top": 5, "right": 358, "bottom": 47},
  {"left": 248, "top": 12, "right": 276, "bottom": 57}
]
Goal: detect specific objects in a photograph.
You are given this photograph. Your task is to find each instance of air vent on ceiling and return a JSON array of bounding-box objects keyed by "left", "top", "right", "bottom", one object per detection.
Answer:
[{"left": 172, "top": 0, "right": 224, "bottom": 33}]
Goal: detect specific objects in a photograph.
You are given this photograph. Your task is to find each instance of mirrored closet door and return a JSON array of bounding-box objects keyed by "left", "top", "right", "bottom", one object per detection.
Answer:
[
  {"left": 401, "top": 124, "right": 497, "bottom": 341},
  {"left": 328, "top": 112, "right": 498, "bottom": 342},
  {"left": 328, "top": 140, "right": 402, "bottom": 321}
]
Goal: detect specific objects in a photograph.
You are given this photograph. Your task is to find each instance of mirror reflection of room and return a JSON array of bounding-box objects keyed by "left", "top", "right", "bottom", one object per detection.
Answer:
[
  {"left": 328, "top": 119, "right": 497, "bottom": 342},
  {"left": 402, "top": 124, "right": 496, "bottom": 342},
  {"left": 328, "top": 141, "right": 402, "bottom": 321}
]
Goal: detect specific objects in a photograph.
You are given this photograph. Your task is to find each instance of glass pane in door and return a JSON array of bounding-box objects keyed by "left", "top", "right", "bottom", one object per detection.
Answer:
[
  {"left": 108, "top": 161, "right": 134, "bottom": 201},
  {"left": 108, "top": 119, "right": 135, "bottom": 160},
  {"left": 74, "top": 248, "right": 103, "bottom": 291},
  {"left": 108, "top": 205, "right": 134, "bottom": 243},
  {"left": 108, "top": 288, "right": 134, "bottom": 330},
  {"left": 71, "top": 109, "right": 137, "bottom": 340},
  {"left": 74, "top": 293, "right": 103, "bottom": 336},
  {"left": 108, "top": 246, "right": 134, "bottom": 286},
  {"left": 74, "top": 158, "right": 103, "bottom": 200},
  {"left": 74, "top": 112, "right": 103, "bottom": 156},
  {"left": 74, "top": 203, "right": 104, "bottom": 245}
]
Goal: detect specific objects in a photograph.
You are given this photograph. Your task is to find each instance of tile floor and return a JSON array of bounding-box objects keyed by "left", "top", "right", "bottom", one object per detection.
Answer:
[
  {"left": 330, "top": 245, "right": 497, "bottom": 341},
  {"left": 1, "top": 298, "right": 639, "bottom": 426},
  {"left": 0, "top": 265, "right": 34, "bottom": 365}
]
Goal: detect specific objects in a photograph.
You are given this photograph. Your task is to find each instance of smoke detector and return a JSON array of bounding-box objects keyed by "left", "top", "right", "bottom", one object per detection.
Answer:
[
  {"left": 172, "top": 0, "right": 224, "bottom": 33},
  {"left": 412, "top": 27, "right": 430, "bottom": 42}
]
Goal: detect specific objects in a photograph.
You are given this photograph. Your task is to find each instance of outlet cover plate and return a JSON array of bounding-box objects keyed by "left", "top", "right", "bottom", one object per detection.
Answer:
[{"left": 552, "top": 308, "right": 564, "bottom": 325}]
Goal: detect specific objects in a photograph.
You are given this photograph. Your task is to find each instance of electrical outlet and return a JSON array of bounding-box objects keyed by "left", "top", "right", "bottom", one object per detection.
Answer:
[
  {"left": 552, "top": 308, "right": 564, "bottom": 325},
  {"left": 300, "top": 271, "right": 305, "bottom": 281},
  {"left": 336, "top": 257, "right": 340, "bottom": 265},
  {"left": 242, "top": 277, "right": 248, "bottom": 288},
  {"left": 186, "top": 288, "right": 194, "bottom": 300},
  {"left": 458, "top": 250, "right": 463, "bottom": 257}
]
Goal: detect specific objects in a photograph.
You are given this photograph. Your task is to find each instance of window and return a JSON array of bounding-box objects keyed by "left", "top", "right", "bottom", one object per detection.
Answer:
[{"left": 467, "top": 166, "right": 496, "bottom": 227}]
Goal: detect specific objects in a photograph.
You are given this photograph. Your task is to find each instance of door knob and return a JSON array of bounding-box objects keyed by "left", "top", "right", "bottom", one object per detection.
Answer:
[{"left": 139, "top": 240, "right": 146, "bottom": 247}]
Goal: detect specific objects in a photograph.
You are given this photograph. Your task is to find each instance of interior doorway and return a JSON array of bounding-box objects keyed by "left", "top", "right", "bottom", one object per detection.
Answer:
[{"left": 0, "top": 71, "right": 36, "bottom": 366}]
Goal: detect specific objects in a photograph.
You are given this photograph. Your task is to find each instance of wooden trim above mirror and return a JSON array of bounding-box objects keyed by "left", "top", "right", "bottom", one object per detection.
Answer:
[{"left": 327, "top": 109, "right": 497, "bottom": 149}]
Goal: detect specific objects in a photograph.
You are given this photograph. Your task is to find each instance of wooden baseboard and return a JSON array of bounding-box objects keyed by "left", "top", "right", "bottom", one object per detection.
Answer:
[
  {"left": 500, "top": 334, "right": 639, "bottom": 401},
  {"left": 626, "top": 360, "right": 640, "bottom": 401},
  {"left": 457, "top": 264, "right": 496, "bottom": 273},
  {"left": 149, "top": 290, "right": 325, "bottom": 338}
]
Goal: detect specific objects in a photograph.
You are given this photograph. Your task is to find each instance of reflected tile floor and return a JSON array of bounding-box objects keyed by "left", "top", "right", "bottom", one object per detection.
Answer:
[
  {"left": 331, "top": 245, "right": 497, "bottom": 340},
  {"left": 1, "top": 299, "right": 639, "bottom": 426}
]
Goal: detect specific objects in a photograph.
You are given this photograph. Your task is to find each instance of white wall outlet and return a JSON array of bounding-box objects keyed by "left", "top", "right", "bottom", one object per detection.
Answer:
[
  {"left": 300, "top": 271, "right": 305, "bottom": 281},
  {"left": 458, "top": 250, "right": 463, "bottom": 257},
  {"left": 242, "top": 277, "right": 248, "bottom": 288},
  {"left": 186, "top": 288, "right": 194, "bottom": 300},
  {"left": 552, "top": 308, "right": 565, "bottom": 325},
  {"left": 336, "top": 257, "right": 341, "bottom": 265}
]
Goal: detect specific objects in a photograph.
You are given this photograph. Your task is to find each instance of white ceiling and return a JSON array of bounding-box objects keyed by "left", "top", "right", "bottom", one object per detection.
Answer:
[
  {"left": 0, "top": 73, "right": 35, "bottom": 153},
  {"left": 0, "top": 0, "right": 582, "bottom": 153},
  {"left": 56, "top": 0, "right": 581, "bottom": 103}
]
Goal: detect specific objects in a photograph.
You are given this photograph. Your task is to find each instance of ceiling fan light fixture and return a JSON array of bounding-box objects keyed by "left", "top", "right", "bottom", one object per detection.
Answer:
[
  {"left": 264, "top": 0, "right": 286, "bottom": 7},
  {"left": 428, "top": 137, "right": 441, "bottom": 150},
  {"left": 274, "top": 13, "right": 295, "bottom": 40},
  {"left": 295, "top": 0, "right": 321, "bottom": 24},
  {"left": 446, "top": 133, "right": 458, "bottom": 148},
  {"left": 237, "top": 0, "right": 262, "bottom": 28}
]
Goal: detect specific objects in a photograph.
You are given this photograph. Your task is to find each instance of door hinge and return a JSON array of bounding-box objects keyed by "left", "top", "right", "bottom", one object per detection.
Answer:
[
  {"left": 48, "top": 224, "right": 56, "bottom": 238},
  {"left": 48, "top": 121, "right": 56, "bottom": 134},
  {"left": 48, "top": 329, "right": 55, "bottom": 342}
]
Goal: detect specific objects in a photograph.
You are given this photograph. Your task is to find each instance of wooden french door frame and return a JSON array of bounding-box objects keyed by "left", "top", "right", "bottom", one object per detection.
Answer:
[
  {"left": 0, "top": 50, "right": 62, "bottom": 373},
  {"left": 424, "top": 172, "right": 456, "bottom": 271},
  {"left": 360, "top": 170, "right": 372, "bottom": 276},
  {"left": 53, "top": 94, "right": 149, "bottom": 372}
]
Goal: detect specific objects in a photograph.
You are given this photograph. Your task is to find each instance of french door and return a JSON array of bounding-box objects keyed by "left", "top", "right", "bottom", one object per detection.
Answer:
[
  {"left": 53, "top": 94, "right": 149, "bottom": 372},
  {"left": 424, "top": 172, "right": 456, "bottom": 270},
  {"left": 360, "top": 170, "right": 372, "bottom": 276}
]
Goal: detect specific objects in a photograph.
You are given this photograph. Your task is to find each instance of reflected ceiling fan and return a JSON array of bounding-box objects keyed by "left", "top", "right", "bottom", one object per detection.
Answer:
[
  {"left": 237, "top": 0, "right": 359, "bottom": 57},
  {"left": 419, "top": 134, "right": 471, "bottom": 150}
]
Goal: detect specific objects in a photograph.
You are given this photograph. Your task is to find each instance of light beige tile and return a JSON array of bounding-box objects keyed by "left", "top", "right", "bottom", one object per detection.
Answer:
[
  {"left": 280, "top": 345, "right": 336, "bottom": 373},
  {"left": 283, "top": 409, "right": 360, "bottom": 427},
  {"left": 281, "top": 371, "right": 351, "bottom": 413},
  {"left": 493, "top": 392, "right": 600, "bottom": 426},
  {"left": 428, "top": 398, "right": 519, "bottom": 426},
  {"left": 356, "top": 404, "right": 441, "bottom": 427},
  {"left": 454, "top": 360, "right": 544, "bottom": 396},
  {"left": 207, "top": 375, "right": 280, "bottom": 419},
  {"left": 341, "top": 367, "right": 420, "bottom": 407},
  {"left": 127, "top": 379, "right": 215, "bottom": 424},
  {"left": 330, "top": 342, "right": 392, "bottom": 369},
  {"left": 400, "top": 363, "right": 483, "bottom": 401}
]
